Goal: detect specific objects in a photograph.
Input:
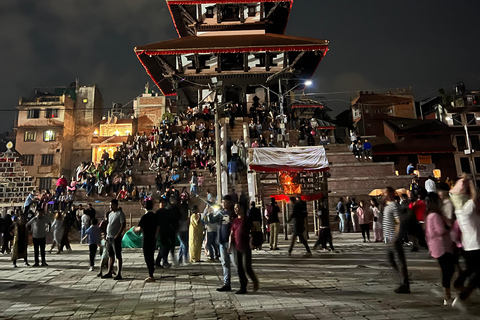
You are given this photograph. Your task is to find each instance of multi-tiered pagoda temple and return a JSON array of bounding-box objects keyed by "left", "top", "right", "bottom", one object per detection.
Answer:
[{"left": 134, "top": 0, "right": 329, "bottom": 109}]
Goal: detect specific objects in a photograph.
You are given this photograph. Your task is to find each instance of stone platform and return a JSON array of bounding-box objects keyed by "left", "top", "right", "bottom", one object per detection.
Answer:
[{"left": 0, "top": 233, "right": 479, "bottom": 319}]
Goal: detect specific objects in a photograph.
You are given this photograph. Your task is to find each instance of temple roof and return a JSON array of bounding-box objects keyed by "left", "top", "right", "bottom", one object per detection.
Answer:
[
  {"left": 135, "top": 33, "right": 328, "bottom": 96},
  {"left": 135, "top": 33, "right": 328, "bottom": 55},
  {"left": 166, "top": 0, "right": 294, "bottom": 37},
  {"left": 384, "top": 118, "right": 452, "bottom": 136}
]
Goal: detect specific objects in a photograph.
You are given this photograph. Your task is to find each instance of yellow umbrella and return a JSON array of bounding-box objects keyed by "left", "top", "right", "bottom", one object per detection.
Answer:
[
  {"left": 396, "top": 188, "right": 407, "bottom": 195},
  {"left": 369, "top": 189, "right": 383, "bottom": 196}
]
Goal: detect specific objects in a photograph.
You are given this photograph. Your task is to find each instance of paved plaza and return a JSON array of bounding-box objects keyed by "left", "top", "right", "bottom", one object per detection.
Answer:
[{"left": 0, "top": 233, "right": 479, "bottom": 320}]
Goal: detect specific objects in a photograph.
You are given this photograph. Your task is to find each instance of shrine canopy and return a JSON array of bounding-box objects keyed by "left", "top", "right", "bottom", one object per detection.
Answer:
[{"left": 250, "top": 146, "right": 329, "bottom": 173}]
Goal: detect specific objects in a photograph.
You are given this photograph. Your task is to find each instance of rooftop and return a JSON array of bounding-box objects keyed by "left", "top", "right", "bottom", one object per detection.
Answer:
[
  {"left": 134, "top": 33, "right": 328, "bottom": 55},
  {"left": 384, "top": 118, "right": 452, "bottom": 135}
]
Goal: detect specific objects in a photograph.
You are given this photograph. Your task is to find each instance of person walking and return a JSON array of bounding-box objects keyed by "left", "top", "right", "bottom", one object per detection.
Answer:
[
  {"left": 424, "top": 193, "right": 455, "bottom": 306},
  {"left": 450, "top": 176, "right": 480, "bottom": 311},
  {"left": 383, "top": 187, "right": 410, "bottom": 293},
  {"left": 371, "top": 198, "right": 383, "bottom": 242},
  {"left": 26, "top": 209, "right": 51, "bottom": 267},
  {"left": 49, "top": 212, "right": 64, "bottom": 254},
  {"left": 265, "top": 198, "right": 280, "bottom": 250},
  {"left": 203, "top": 202, "right": 220, "bottom": 261},
  {"left": 83, "top": 218, "right": 101, "bottom": 272},
  {"left": 230, "top": 203, "right": 259, "bottom": 294},
  {"left": 336, "top": 198, "right": 346, "bottom": 233},
  {"left": 247, "top": 202, "right": 263, "bottom": 250},
  {"left": 11, "top": 215, "right": 29, "bottom": 267},
  {"left": 1, "top": 211, "right": 13, "bottom": 254},
  {"left": 357, "top": 200, "right": 371, "bottom": 242},
  {"left": 189, "top": 206, "right": 204, "bottom": 263},
  {"left": 350, "top": 197, "right": 359, "bottom": 232},
  {"left": 101, "top": 199, "right": 126, "bottom": 280},
  {"left": 313, "top": 198, "right": 334, "bottom": 251},
  {"left": 228, "top": 158, "right": 238, "bottom": 186},
  {"left": 209, "top": 195, "right": 235, "bottom": 292},
  {"left": 134, "top": 200, "right": 160, "bottom": 282},
  {"left": 287, "top": 197, "right": 312, "bottom": 257}
]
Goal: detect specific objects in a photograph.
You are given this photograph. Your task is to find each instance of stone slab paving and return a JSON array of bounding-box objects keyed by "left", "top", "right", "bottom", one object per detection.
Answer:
[{"left": 0, "top": 233, "right": 479, "bottom": 320}]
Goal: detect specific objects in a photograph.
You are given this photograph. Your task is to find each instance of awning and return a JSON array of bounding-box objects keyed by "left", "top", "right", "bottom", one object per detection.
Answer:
[
  {"left": 315, "top": 119, "right": 336, "bottom": 130},
  {"left": 250, "top": 146, "right": 329, "bottom": 172}
]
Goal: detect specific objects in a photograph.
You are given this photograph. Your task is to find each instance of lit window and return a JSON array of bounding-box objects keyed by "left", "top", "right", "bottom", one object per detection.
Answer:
[
  {"left": 44, "top": 130, "right": 56, "bottom": 142},
  {"left": 24, "top": 131, "right": 36, "bottom": 142},
  {"left": 45, "top": 109, "right": 59, "bottom": 118}
]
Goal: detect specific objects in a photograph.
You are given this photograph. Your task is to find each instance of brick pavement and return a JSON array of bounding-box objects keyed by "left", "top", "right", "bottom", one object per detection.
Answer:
[{"left": 0, "top": 233, "right": 479, "bottom": 320}]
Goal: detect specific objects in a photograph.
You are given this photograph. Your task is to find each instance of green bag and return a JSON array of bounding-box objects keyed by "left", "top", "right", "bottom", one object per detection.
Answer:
[{"left": 121, "top": 227, "right": 143, "bottom": 248}]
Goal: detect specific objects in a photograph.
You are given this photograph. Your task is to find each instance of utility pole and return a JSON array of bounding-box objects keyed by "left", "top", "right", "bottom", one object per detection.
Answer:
[{"left": 214, "top": 92, "right": 223, "bottom": 200}]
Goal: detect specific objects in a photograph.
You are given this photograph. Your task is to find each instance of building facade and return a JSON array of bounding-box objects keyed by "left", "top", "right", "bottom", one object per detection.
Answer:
[
  {"left": 14, "top": 84, "right": 104, "bottom": 190},
  {"left": 420, "top": 82, "right": 480, "bottom": 183}
]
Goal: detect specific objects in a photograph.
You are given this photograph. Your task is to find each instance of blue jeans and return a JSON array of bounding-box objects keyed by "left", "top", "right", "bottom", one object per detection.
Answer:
[
  {"left": 219, "top": 242, "right": 231, "bottom": 287},
  {"left": 80, "top": 225, "right": 88, "bottom": 243},
  {"left": 177, "top": 231, "right": 189, "bottom": 263},
  {"left": 206, "top": 232, "right": 219, "bottom": 260},
  {"left": 345, "top": 214, "right": 352, "bottom": 233},
  {"left": 86, "top": 184, "right": 94, "bottom": 196},
  {"left": 338, "top": 213, "right": 346, "bottom": 233}
]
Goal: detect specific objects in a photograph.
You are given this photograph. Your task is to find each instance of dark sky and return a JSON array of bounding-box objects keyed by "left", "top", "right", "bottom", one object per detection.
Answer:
[{"left": 1, "top": 0, "right": 480, "bottom": 131}]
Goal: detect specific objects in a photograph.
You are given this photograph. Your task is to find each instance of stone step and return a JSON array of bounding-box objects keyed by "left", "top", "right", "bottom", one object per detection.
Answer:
[
  {"left": 325, "top": 152, "right": 360, "bottom": 164},
  {"left": 329, "top": 162, "right": 395, "bottom": 178}
]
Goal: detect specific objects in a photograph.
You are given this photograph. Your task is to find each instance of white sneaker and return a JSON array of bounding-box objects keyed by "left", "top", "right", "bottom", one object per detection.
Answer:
[
  {"left": 452, "top": 297, "right": 466, "bottom": 312},
  {"left": 443, "top": 299, "right": 453, "bottom": 306},
  {"left": 89, "top": 267, "right": 94, "bottom": 272}
]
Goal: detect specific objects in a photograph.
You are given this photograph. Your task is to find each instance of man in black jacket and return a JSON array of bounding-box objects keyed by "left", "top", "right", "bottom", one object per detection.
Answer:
[{"left": 287, "top": 197, "right": 312, "bottom": 257}]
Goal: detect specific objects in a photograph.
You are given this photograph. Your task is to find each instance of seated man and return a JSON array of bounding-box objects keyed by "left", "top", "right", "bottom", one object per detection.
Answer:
[{"left": 171, "top": 170, "right": 180, "bottom": 184}]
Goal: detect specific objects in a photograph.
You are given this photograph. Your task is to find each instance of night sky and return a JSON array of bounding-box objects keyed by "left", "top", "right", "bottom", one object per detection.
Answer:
[{"left": 1, "top": 0, "right": 480, "bottom": 131}]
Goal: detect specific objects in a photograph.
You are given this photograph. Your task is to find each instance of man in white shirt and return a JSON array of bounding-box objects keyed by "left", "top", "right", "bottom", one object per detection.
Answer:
[
  {"left": 101, "top": 199, "right": 126, "bottom": 280},
  {"left": 424, "top": 175, "right": 437, "bottom": 194},
  {"left": 231, "top": 142, "right": 238, "bottom": 160},
  {"left": 26, "top": 209, "right": 51, "bottom": 267}
]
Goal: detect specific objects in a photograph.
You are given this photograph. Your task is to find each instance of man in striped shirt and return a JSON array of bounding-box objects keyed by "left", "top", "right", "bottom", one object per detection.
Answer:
[{"left": 383, "top": 187, "right": 410, "bottom": 294}]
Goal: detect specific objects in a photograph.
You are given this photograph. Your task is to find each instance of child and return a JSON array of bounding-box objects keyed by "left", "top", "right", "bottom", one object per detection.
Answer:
[
  {"left": 82, "top": 218, "right": 101, "bottom": 271},
  {"left": 96, "top": 234, "right": 110, "bottom": 277}
]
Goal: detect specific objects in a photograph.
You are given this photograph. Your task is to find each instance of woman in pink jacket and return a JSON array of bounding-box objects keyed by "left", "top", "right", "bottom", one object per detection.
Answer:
[
  {"left": 425, "top": 193, "right": 455, "bottom": 306},
  {"left": 357, "top": 200, "right": 371, "bottom": 242}
]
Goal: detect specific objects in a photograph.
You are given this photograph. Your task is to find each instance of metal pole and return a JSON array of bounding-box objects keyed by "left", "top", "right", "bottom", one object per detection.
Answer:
[
  {"left": 463, "top": 113, "right": 477, "bottom": 185},
  {"left": 215, "top": 98, "right": 222, "bottom": 200}
]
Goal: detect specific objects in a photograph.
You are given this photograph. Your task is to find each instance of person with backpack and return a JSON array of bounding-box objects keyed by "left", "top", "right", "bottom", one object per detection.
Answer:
[{"left": 265, "top": 198, "right": 280, "bottom": 250}]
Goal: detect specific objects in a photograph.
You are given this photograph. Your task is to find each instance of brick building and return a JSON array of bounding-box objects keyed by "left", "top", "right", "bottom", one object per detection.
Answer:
[{"left": 352, "top": 89, "right": 416, "bottom": 137}]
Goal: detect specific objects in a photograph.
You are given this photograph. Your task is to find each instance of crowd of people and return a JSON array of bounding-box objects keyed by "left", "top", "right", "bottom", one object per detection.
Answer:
[{"left": 333, "top": 174, "right": 480, "bottom": 310}]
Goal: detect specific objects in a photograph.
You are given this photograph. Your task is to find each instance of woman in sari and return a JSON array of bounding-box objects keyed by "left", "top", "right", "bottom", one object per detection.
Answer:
[
  {"left": 11, "top": 216, "right": 29, "bottom": 267},
  {"left": 189, "top": 206, "right": 204, "bottom": 263}
]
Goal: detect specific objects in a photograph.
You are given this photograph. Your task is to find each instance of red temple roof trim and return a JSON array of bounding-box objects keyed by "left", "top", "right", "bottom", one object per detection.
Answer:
[
  {"left": 292, "top": 104, "right": 325, "bottom": 109},
  {"left": 167, "top": 0, "right": 292, "bottom": 4},
  {"left": 135, "top": 34, "right": 329, "bottom": 55}
]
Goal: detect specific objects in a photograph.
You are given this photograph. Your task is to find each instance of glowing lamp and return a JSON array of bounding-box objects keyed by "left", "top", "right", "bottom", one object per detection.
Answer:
[
  {"left": 114, "top": 130, "right": 120, "bottom": 136},
  {"left": 304, "top": 80, "right": 313, "bottom": 87},
  {"left": 433, "top": 169, "right": 441, "bottom": 179},
  {"left": 395, "top": 170, "right": 399, "bottom": 176},
  {"left": 445, "top": 116, "right": 452, "bottom": 121},
  {"left": 413, "top": 170, "right": 419, "bottom": 176}
]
